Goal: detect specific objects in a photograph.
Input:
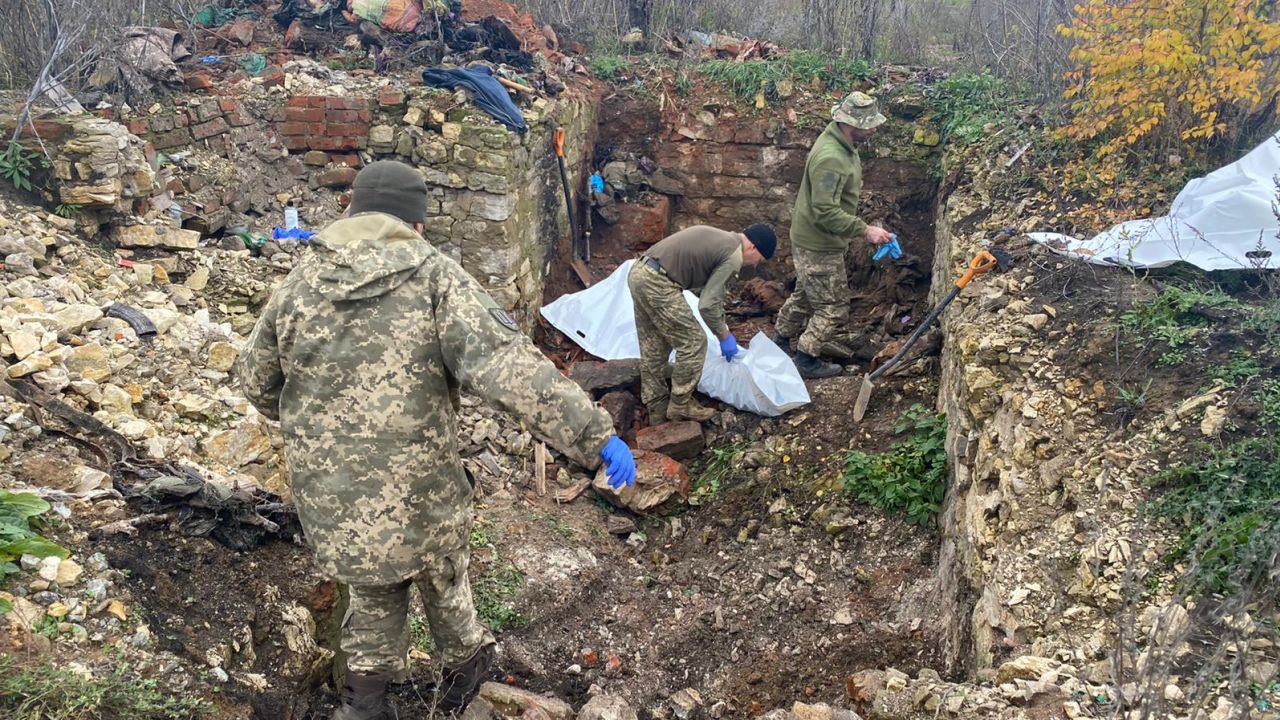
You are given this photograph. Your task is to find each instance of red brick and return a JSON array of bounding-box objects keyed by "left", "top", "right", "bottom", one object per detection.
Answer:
[
  {"left": 225, "top": 111, "right": 253, "bottom": 127},
  {"left": 310, "top": 135, "right": 342, "bottom": 151},
  {"left": 287, "top": 96, "right": 312, "bottom": 108},
  {"left": 150, "top": 115, "right": 175, "bottom": 133},
  {"left": 280, "top": 122, "right": 310, "bottom": 136},
  {"left": 185, "top": 72, "right": 215, "bottom": 91},
  {"left": 192, "top": 117, "right": 229, "bottom": 140},
  {"left": 310, "top": 96, "right": 332, "bottom": 108},
  {"left": 217, "top": 98, "right": 241, "bottom": 113},
  {"left": 326, "top": 96, "right": 366, "bottom": 111},
  {"left": 263, "top": 65, "right": 285, "bottom": 88},
  {"left": 327, "top": 109, "right": 364, "bottom": 123},
  {"left": 283, "top": 135, "right": 309, "bottom": 151},
  {"left": 357, "top": 109, "right": 373, "bottom": 123},
  {"left": 193, "top": 102, "right": 222, "bottom": 122},
  {"left": 331, "top": 153, "right": 363, "bottom": 168},
  {"left": 377, "top": 90, "right": 406, "bottom": 107},
  {"left": 636, "top": 421, "right": 705, "bottom": 461},
  {"left": 166, "top": 178, "right": 187, "bottom": 194},
  {"left": 174, "top": 112, "right": 190, "bottom": 128},
  {"left": 286, "top": 107, "right": 325, "bottom": 123},
  {"left": 326, "top": 123, "right": 368, "bottom": 137},
  {"left": 143, "top": 142, "right": 157, "bottom": 167},
  {"left": 151, "top": 129, "right": 193, "bottom": 150},
  {"left": 8, "top": 118, "right": 71, "bottom": 142},
  {"left": 125, "top": 119, "right": 150, "bottom": 135}
]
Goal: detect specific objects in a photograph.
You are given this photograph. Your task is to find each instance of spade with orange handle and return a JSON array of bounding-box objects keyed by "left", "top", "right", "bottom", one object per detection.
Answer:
[{"left": 852, "top": 248, "right": 1011, "bottom": 421}]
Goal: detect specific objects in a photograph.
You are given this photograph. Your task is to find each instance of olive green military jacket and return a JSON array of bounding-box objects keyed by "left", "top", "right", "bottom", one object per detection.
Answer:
[
  {"left": 789, "top": 122, "right": 867, "bottom": 253},
  {"left": 237, "top": 213, "right": 613, "bottom": 584}
]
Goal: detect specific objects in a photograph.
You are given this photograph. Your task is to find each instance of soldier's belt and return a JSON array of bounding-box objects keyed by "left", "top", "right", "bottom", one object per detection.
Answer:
[{"left": 642, "top": 257, "right": 683, "bottom": 288}]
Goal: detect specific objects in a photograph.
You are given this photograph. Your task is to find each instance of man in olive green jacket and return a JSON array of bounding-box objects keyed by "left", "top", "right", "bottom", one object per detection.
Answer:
[
  {"left": 237, "top": 161, "right": 635, "bottom": 719},
  {"left": 775, "top": 92, "right": 894, "bottom": 378}
]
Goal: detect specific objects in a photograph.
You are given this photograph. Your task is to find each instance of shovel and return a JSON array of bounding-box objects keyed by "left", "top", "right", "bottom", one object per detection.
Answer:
[{"left": 853, "top": 248, "right": 1008, "bottom": 421}]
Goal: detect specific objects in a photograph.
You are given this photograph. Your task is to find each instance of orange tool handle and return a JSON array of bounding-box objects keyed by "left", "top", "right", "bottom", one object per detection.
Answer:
[
  {"left": 955, "top": 250, "right": 998, "bottom": 289},
  {"left": 553, "top": 127, "right": 565, "bottom": 158}
]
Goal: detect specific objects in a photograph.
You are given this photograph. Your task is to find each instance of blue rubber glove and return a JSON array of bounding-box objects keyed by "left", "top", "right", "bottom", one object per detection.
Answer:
[
  {"left": 599, "top": 435, "right": 635, "bottom": 490},
  {"left": 719, "top": 333, "right": 739, "bottom": 362}
]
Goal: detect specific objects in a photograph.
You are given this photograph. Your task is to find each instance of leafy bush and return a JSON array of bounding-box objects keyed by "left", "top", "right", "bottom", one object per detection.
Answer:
[
  {"left": 1120, "top": 284, "right": 1240, "bottom": 366},
  {"left": 0, "top": 141, "right": 43, "bottom": 192},
  {"left": 473, "top": 558, "right": 527, "bottom": 632},
  {"left": 588, "top": 55, "right": 628, "bottom": 81},
  {"left": 927, "top": 71, "right": 1013, "bottom": 144},
  {"left": 698, "top": 51, "right": 872, "bottom": 101},
  {"left": 841, "top": 404, "right": 947, "bottom": 525}
]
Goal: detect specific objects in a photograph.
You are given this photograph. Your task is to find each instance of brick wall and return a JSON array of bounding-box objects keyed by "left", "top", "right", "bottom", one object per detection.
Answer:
[
  {"left": 123, "top": 98, "right": 254, "bottom": 154},
  {"left": 278, "top": 96, "right": 374, "bottom": 152}
]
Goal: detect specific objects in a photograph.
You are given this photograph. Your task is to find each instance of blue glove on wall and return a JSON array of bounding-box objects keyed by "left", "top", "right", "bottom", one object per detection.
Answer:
[
  {"left": 719, "top": 333, "right": 739, "bottom": 362},
  {"left": 599, "top": 435, "right": 635, "bottom": 490}
]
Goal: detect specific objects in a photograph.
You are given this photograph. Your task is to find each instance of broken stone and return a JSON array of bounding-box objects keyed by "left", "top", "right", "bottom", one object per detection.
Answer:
[
  {"left": 605, "top": 515, "right": 638, "bottom": 536},
  {"left": 202, "top": 418, "right": 274, "bottom": 467},
  {"left": 477, "top": 682, "right": 573, "bottom": 720},
  {"left": 55, "top": 559, "right": 83, "bottom": 586},
  {"left": 577, "top": 694, "right": 638, "bottom": 720},
  {"left": 1200, "top": 405, "right": 1227, "bottom": 436},
  {"left": 636, "top": 421, "right": 704, "bottom": 460},
  {"left": 995, "top": 655, "right": 1056, "bottom": 684},
  {"left": 592, "top": 449, "right": 689, "bottom": 514},
  {"left": 303, "top": 151, "right": 330, "bottom": 166},
  {"left": 669, "top": 689, "right": 703, "bottom": 720},
  {"left": 113, "top": 223, "right": 200, "bottom": 250},
  {"left": 52, "top": 304, "right": 104, "bottom": 334},
  {"left": 7, "top": 353, "right": 53, "bottom": 378},
  {"left": 568, "top": 360, "right": 640, "bottom": 394},
  {"left": 6, "top": 330, "right": 41, "bottom": 360},
  {"left": 100, "top": 384, "right": 134, "bottom": 414},
  {"left": 206, "top": 342, "right": 238, "bottom": 372},
  {"left": 66, "top": 343, "right": 111, "bottom": 382},
  {"left": 317, "top": 166, "right": 358, "bottom": 189},
  {"left": 37, "top": 556, "right": 61, "bottom": 582},
  {"left": 1022, "top": 313, "right": 1049, "bottom": 331}
]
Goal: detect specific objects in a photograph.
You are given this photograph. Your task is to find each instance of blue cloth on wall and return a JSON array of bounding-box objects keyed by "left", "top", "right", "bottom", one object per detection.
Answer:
[{"left": 421, "top": 65, "right": 527, "bottom": 134}]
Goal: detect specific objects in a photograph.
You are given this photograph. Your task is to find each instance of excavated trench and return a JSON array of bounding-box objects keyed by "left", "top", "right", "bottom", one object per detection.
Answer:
[{"left": 84, "top": 88, "right": 968, "bottom": 720}]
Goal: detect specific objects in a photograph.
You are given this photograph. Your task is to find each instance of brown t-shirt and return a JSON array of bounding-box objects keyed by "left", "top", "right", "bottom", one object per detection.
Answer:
[{"left": 644, "top": 225, "right": 743, "bottom": 336}]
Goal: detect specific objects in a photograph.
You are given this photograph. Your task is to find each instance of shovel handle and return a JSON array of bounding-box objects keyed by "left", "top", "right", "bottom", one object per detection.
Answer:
[
  {"left": 955, "top": 250, "right": 998, "bottom": 290},
  {"left": 553, "top": 127, "right": 565, "bottom": 158}
]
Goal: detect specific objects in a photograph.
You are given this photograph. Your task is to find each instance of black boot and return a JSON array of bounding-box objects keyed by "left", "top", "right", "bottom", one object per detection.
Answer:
[
  {"left": 768, "top": 330, "right": 794, "bottom": 354},
  {"left": 332, "top": 672, "right": 392, "bottom": 720},
  {"left": 438, "top": 643, "right": 495, "bottom": 711},
  {"left": 794, "top": 351, "right": 843, "bottom": 379}
]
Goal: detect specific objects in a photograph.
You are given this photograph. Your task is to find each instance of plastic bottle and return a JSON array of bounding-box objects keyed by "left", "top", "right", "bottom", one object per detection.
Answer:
[{"left": 284, "top": 202, "right": 299, "bottom": 231}]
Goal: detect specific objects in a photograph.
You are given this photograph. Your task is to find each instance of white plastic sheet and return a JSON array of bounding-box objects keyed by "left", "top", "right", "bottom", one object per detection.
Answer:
[
  {"left": 1027, "top": 131, "right": 1280, "bottom": 271},
  {"left": 540, "top": 260, "right": 810, "bottom": 417}
]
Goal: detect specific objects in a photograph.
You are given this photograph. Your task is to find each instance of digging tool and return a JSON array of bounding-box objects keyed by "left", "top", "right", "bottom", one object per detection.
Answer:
[
  {"left": 853, "top": 248, "right": 1011, "bottom": 421},
  {"left": 554, "top": 127, "right": 592, "bottom": 286}
]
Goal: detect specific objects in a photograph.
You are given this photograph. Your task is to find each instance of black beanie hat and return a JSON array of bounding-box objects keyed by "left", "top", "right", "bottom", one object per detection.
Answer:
[
  {"left": 744, "top": 223, "right": 777, "bottom": 259},
  {"left": 348, "top": 160, "right": 429, "bottom": 224}
]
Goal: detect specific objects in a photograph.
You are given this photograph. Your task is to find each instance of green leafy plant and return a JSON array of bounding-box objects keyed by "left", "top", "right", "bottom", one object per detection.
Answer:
[
  {"left": 698, "top": 51, "right": 872, "bottom": 101},
  {"left": 0, "top": 653, "right": 209, "bottom": 719},
  {"left": 690, "top": 441, "right": 749, "bottom": 502},
  {"left": 588, "top": 54, "right": 628, "bottom": 81},
  {"left": 841, "top": 404, "right": 947, "bottom": 525},
  {"left": 927, "top": 71, "right": 1014, "bottom": 144},
  {"left": 53, "top": 203, "right": 82, "bottom": 219},
  {"left": 1209, "top": 348, "right": 1263, "bottom": 387},
  {"left": 1120, "top": 284, "right": 1240, "bottom": 366},
  {"left": 0, "top": 491, "right": 68, "bottom": 612},
  {"left": 468, "top": 522, "right": 493, "bottom": 549},
  {"left": 0, "top": 141, "right": 43, "bottom": 192},
  {"left": 473, "top": 558, "right": 527, "bottom": 632}
]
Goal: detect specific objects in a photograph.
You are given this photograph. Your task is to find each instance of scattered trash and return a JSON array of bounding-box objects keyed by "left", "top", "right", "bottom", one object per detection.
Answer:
[
  {"left": 238, "top": 52, "right": 268, "bottom": 76},
  {"left": 422, "top": 65, "right": 528, "bottom": 133},
  {"left": 272, "top": 226, "right": 316, "bottom": 242},
  {"left": 873, "top": 235, "right": 903, "bottom": 262},
  {"left": 106, "top": 303, "right": 158, "bottom": 339},
  {"left": 194, "top": 5, "right": 238, "bottom": 28},
  {"left": 91, "top": 27, "right": 192, "bottom": 95},
  {"left": 284, "top": 202, "right": 299, "bottom": 231}
]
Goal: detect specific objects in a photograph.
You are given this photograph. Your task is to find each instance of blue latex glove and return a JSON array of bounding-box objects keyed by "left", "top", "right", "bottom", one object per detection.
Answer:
[
  {"left": 599, "top": 435, "right": 635, "bottom": 490},
  {"left": 719, "top": 333, "right": 739, "bottom": 362},
  {"left": 872, "top": 234, "right": 902, "bottom": 262}
]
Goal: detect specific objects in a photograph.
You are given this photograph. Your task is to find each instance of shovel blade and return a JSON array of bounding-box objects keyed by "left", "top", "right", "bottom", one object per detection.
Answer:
[{"left": 853, "top": 374, "right": 875, "bottom": 421}]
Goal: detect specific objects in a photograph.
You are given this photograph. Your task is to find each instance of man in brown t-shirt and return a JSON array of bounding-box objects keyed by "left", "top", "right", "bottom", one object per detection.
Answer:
[{"left": 628, "top": 223, "right": 776, "bottom": 422}]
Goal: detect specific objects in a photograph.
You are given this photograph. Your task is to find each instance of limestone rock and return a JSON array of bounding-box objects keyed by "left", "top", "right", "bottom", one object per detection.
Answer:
[
  {"left": 477, "top": 682, "right": 573, "bottom": 720},
  {"left": 669, "top": 689, "right": 703, "bottom": 720},
  {"left": 7, "top": 352, "right": 53, "bottom": 378},
  {"left": 206, "top": 342, "right": 239, "bottom": 372},
  {"left": 577, "top": 694, "right": 638, "bottom": 720},
  {"left": 55, "top": 559, "right": 84, "bottom": 586},
  {"left": 592, "top": 449, "right": 689, "bottom": 513},
  {"left": 202, "top": 419, "right": 274, "bottom": 467},
  {"left": 995, "top": 655, "right": 1056, "bottom": 684},
  {"left": 52, "top": 304, "right": 104, "bottom": 334},
  {"left": 113, "top": 223, "right": 200, "bottom": 250},
  {"left": 636, "top": 421, "right": 704, "bottom": 460},
  {"left": 66, "top": 343, "right": 112, "bottom": 381},
  {"left": 6, "top": 330, "right": 41, "bottom": 360}
]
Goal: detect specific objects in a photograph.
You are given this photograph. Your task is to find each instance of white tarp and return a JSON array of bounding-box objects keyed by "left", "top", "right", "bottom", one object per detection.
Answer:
[
  {"left": 1027, "top": 131, "right": 1280, "bottom": 270},
  {"left": 540, "top": 260, "right": 810, "bottom": 417}
]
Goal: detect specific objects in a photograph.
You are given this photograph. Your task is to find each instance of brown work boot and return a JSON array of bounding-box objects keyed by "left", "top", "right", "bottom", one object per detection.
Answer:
[
  {"left": 332, "top": 672, "right": 392, "bottom": 720},
  {"left": 646, "top": 397, "right": 670, "bottom": 425},
  {"left": 666, "top": 397, "right": 717, "bottom": 422},
  {"left": 794, "top": 352, "right": 843, "bottom": 379},
  {"left": 438, "top": 642, "right": 495, "bottom": 711}
]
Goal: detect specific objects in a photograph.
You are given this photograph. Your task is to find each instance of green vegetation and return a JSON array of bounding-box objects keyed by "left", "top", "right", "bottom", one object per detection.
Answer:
[
  {"left": 0, "top": 141, "right": 43, "bottom": 193},
  {"left": 1119, "top": 284, "right": 1241, "bottom": 367},
  {"left": 54, "top": 203, "right": 82, "bottom": 219},
  {"left": 0, "top": 491, "right": 68, "bottom": 613},
  {"left": 473, "top": 558, "right": 527, "bottom": 632},
  {"left": 0, "top": 654, "right": 208, "bottom": 720},
  {"left": 927, "top": 71, "right": 1014, "bottom": 145},
  {"left": 408, "top": 611, "right": 434, "bottom": 653},
  {"left": 690, "top": 441, "right": 750, "bottom": 502},
  {"left": 468, "top": 521, "right": 494, "bottom": 549},
  {"left": 588, "top": 54, "right": 629, "bottom": 81},
  {"left": 698, "top": 51, "right": 872, "bottom": 101},
  {"left": 841, "top": 404, "right": 947, "bottom": 526}
]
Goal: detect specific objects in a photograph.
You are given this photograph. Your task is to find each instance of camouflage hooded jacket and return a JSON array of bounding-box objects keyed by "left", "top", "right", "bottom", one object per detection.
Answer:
[{"left": 237, "top": 213, "right": 613, "bottom": 584}]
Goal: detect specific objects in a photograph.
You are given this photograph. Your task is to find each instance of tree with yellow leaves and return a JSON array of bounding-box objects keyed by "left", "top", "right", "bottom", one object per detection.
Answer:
[{"left": 1058, "top": 0, "right": 1280, "bottom": 159}]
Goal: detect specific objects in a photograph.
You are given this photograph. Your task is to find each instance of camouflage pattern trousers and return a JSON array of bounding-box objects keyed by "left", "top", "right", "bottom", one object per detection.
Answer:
[
  {"left": 343, "top": 548, "right": 494, "bottom": 675},
  {"left": 774, "top": 247, "right": 851, "bottom": 358},
  {"left": 628, "top": 261, "right": 707, "bottom": 415}
]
